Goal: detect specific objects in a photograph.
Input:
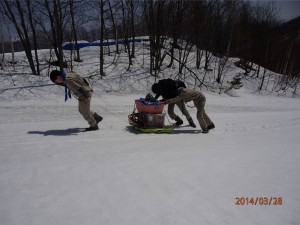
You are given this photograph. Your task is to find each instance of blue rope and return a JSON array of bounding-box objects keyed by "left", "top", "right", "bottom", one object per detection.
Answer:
[{"left": 62, "top": 70, "right": 71, "bottom": 101}]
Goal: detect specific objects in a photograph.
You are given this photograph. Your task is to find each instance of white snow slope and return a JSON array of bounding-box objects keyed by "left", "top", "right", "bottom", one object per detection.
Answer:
[{"left": 1, "top": 43, "right": 300, "bottom": 225}]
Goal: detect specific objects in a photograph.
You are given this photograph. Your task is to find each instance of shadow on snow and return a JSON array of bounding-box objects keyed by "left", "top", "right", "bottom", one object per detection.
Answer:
[
  {"left": 125, "top": 126, "right": 202, "bottom": 135},
  {"left": 28, "top": 128, "right": 86, "bottom": 136}
]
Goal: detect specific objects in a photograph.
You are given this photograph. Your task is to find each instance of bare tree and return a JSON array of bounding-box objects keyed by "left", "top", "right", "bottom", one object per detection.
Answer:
[
  {"left": 143, "top": 0, "right": 167, "bottom": 78},
  {"left": 1, "top": 0, "right": 38, "bottom": 74},
  {"left": 0, "top": 11, "right": 7, "bottom": 70},
  {"left": 108, "top": 0, "right": 121, "bottom": 55},
  {"left": 33, "top": 0, "right": 71, "bottom": 73},
  {"left": 0, "top": 35, "right": 4, "bottom": 70},
  {"left": 293, "top": 74, "right": 300, "bottom": 97},
  {"left": 99, "top": 0, "right": 105, "bottom": 76},
  {"left": 120, "top": 0, "right": 133, "bottom": 70},
  {"left": 25, "top": 0, "right": 40, "bottom": 74},
  {"left": 166, "top": 0, "right": 188, "bottom": 68},
  {"left": 190, "top": 1, "right": 205, "bottom": 70},
  {"left": 69, "top": 0, "right": 81, "bottom": 63},
  {"left": 179, "top": 44, "right": 192, "bottom": 77},
  {"left": 215, "top": 0, "right": 237, "bottom": 83},
  {"left": 128, "top": 0, "right": 138, "bottom": 59},
  {"left": 202, "top": 1, "right": 216, "bottom": 71},
  {"left": 54, "top": 0, "right": 67, "bottom": 73}
]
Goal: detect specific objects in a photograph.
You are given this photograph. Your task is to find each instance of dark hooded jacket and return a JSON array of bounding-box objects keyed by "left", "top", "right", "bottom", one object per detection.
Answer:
[{"left": 154, "top": 79, "right": 186, "bottom": 100}]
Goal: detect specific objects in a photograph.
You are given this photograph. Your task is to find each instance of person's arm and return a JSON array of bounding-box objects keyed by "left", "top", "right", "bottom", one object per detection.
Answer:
[
  {"left": 154, "top": 94, "right": 161, "bottom": 99},
  {"left": 164, "top": 95, "right": 181, "bottom": 105},
  {"left": 164, "top": 87, "right": 185, "bottom": 104},
  {"left": 78, "top": 87, "right": 91, "bottom": 98},
  {"left": 66, "top": 78, "right": 91, "bottom": 98},
  {"left": 66, "top": 77, "right": 81, "bottom": 91}
]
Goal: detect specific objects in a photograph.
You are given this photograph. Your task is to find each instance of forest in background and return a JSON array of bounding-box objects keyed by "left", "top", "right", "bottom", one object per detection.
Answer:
[{"left": 0, "top": 0, "right": 299, "bottom": 88}]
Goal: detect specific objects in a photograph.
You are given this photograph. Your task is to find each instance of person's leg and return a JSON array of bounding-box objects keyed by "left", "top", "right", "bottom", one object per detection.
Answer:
[
  {"left": 167, "top": 103, "right": 177, "bottom": 119},
  {"left": 194, "top": 97, "right": 208, "bottom": 131},
  {"left": 78, "top": 100, "right": 97, "bottom": 127},
  {"left": 93, "top": 112, "right": 103, "bottom": 124},
  {"left": 175, "top": 101, "right": 196, "bottom": 127},
  {"left": 168, "top": 103, "right": 183, "bottom": 125},
  {"left": 175, "top": 101, "right": 192, "bottom": 120},
  {"left": 203, "top": 112, "right": 213, "bottom": 128}
]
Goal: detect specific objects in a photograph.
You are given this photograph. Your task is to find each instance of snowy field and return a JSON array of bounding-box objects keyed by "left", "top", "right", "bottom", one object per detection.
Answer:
[{"left": 1, "top": 43, "right": 300, "bottom": 225}]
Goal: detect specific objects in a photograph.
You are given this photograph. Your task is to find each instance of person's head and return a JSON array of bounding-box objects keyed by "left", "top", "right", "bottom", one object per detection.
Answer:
[
  {"left": 50, "top": 70, "right": 64, "bottom": 85},
  {"left": 151, "top": 83, "right": 162, "bottom": 94}
]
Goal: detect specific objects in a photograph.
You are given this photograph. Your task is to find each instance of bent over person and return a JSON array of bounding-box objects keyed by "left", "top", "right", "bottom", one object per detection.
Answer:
[
  {"left": 151, "top": 78, "right": 196, "bottom": 128},
  {"left": 50, "top": 70, "right": 103, "bottom": 131},
  {"left": 164, "top": 87, "right": 215, "bottom": 133}
]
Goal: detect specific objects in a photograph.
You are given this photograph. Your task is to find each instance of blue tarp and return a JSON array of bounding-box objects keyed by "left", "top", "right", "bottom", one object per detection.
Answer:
[
  {"left": 62, "top": 38, "right": 147, "bottom": 50},
  {"left": 139, "top": 98, "right": 161, "bottom": 106}
]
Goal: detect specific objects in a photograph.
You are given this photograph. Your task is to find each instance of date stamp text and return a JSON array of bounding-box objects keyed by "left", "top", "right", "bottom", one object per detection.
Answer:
[{"left": 235, "top": 197, "right": 283, "bottom": 205}]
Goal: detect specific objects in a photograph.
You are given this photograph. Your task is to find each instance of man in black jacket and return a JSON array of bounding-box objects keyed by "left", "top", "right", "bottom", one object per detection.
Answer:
[{"left": 151, "top": 78, "right": 196, "bottom": 127}]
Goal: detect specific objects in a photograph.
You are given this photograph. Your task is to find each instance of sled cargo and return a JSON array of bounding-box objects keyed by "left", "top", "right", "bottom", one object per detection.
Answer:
[
  {"left": 128, "top": 98, "right": 173, "bottom": 134},
  {"left": 135, "top": 98, "right": 165, "bottom": 114}
]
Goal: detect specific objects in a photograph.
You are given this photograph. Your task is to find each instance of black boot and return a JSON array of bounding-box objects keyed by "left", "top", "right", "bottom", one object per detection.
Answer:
[
  {"left": 175, "top": 116, "right": 183, "bottom": 126},
  {"left": 202, "top": 129, "right": 209, "bottom": 134},
  {"left": 188, "top": 118, "right": 196, "bottom": 128},
  {"left": 85, "top": 124, "right": 99, "bottom": 131},
  {"left": 94, "top": 113, "right": 103, "bottom": 125},
  {"left": 207, "top": 123, "right": 215, "bottom": 130}
]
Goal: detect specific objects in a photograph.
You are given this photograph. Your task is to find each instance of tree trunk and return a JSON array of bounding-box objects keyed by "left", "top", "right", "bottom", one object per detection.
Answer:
[
  {"left": 99, "top": 0, "right": 105, "bottom": 77},
  {"left": 26, "top": 0, "right": 40, "bottom": 75},
  {"left": 2, "top": 0, "right": 37, "bottom": 74},
  {"left": 69, "top": 0, "right": 81, "bottom": 63}
]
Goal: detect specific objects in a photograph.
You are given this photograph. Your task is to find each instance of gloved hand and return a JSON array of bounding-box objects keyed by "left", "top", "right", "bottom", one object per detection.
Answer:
[{"left": 78, "top": 87, "right": 91, "bottom": 98}]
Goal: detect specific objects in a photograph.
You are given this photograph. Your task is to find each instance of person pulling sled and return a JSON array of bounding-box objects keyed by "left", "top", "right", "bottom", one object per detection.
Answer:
[{"left": 50, "top": 70, "right": 103, "bottom": 131}]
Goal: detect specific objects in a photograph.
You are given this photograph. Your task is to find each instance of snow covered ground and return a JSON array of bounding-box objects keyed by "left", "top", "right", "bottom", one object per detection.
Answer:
[{"left": 1, "top": 43, "right": 300, "bottom": 225}]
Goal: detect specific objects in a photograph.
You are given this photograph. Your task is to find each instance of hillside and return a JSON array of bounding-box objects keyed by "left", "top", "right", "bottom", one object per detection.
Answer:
[
  {"left": 1, "top": 37, "right": 299, "bottom": 98},
  {"left": 0, "top": 40, "right": 300, "bottom": 225}
]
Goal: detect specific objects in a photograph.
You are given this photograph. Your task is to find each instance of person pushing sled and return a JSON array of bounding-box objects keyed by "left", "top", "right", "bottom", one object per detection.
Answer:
[{"left": 164, "top": 87, "right": 215, "bottom": 133}]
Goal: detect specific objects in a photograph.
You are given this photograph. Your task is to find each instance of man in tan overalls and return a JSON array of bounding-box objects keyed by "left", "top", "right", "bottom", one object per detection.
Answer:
[
  {"left": 50, "top": 70, "right": 103, "bottom": 131},
  {"left": 165, "top": 87, "right": 215, "bottom": 133}
]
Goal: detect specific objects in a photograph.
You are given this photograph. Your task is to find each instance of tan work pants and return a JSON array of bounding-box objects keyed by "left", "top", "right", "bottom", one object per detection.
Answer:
[
  {"left": 168, "top": 100, "right": 192, "bottom": 121},
  {"left": 78, "top": 99, "right": 96, "bottom": 126},
  {"left": 193, "top": 95, "right": 213, "bottom": 130}
]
